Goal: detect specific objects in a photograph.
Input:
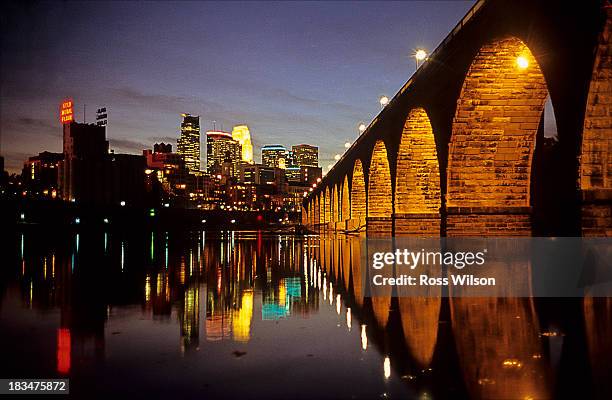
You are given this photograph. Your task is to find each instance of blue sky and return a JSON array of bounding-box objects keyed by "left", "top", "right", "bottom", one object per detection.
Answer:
[{"left": 1, "top": 1, "right": 475, "bottom": 173}]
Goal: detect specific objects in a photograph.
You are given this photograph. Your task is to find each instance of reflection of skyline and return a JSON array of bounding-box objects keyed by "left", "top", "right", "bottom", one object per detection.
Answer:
[{"left": 4, "top": 230, "right": 610, "bottom": 398}]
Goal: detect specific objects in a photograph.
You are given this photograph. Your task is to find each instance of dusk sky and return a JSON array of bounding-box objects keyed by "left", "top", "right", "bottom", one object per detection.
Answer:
[{"left": 1, "top": 1, "right": 475, "bottom": 173}]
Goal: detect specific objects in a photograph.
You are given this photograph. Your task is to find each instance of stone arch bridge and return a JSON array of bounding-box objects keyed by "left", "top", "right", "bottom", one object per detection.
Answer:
[{"left": 302, "top": 0, "right": 612, "bottom": 237}]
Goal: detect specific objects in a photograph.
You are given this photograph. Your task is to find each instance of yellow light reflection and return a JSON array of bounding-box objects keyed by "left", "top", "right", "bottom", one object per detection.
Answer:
[
  {"left": 144, "top": 274, "right": 151, "bottom": 303},
  {"left": 346, "top": 307, "right": 352, "bottom": 331},
  {"left": 384, "top": 356, "right": 391, "bottom": 379},
  {"left": 232, "top": 290, "right": 254, "bottom": 343},
  {"left": 361, "top": 324, "right": 368, "bottom": 350}
]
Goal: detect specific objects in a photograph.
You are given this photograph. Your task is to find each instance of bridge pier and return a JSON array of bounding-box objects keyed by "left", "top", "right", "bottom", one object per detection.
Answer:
[
  {"left": 366, "top": 216, "right": 393, "bottom": 237},
  {"left": 346, "top": 217, "right": 365, "bottom": 233},
  {"left": 445, "top": 207, "right": 532, "bottom": 237},
  {"left": 393, "top": 213, "right": 440, "bottom": 237},
  {"left": 581, "top": 189, "right": 612, "bottom": 237}
]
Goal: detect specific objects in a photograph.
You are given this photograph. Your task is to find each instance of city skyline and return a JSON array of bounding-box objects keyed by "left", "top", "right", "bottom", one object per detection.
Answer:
[{"left": 0, "top": 1, "right": 474, "bottom": 173}]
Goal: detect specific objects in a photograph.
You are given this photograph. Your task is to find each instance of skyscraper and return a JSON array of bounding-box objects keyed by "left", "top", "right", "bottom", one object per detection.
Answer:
[
  {"left": 231, "top": 125, "right": 254, "bottom": 164},
  {"left": 177, "top": 114, "right": 201, "bottom": 174},
  {"left": 292, "top": 144, "right": 318, "bottom": 167},
  {"left": 206, "top": 131, "right": 241, "bottom": 176},
  {"left": 262, "top": 145, "right": 287, "bottom": 169}
]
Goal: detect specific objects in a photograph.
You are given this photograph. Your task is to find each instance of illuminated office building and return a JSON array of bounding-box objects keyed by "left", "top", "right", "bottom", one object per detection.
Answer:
[
  {"left": 285, "top": 166, "right": 301, "bottom": 183},
  {"left": 22, "top": 151, "right": 63, "bottom": 197},
  {"left": 292, "top": 144, "right": 318, "bottom": 167},
  {"left": 231, "top": 125, "right": 254, "bottom": 164},
  {"left": 262, "top": 145, "right": 287, "bottom": 169},
  {"left": 206, "top": 130, "right": 241, "bottom": 176},
  {"left": 177, "top": 114, "right": 201, "bottom": 174}
]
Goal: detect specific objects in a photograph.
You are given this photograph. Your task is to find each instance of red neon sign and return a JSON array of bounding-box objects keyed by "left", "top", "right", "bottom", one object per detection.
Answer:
[{"left": 60, "top": 100, "right": 73, "bottom": 124}]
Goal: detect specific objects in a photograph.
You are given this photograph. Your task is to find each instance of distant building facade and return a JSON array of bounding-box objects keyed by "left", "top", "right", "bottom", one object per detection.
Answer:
[
  {"left": 154, "top": 142, "right": 172, "bottom": 153},
  {"left": 231, "top": 125, "right": 254, "bottom": 164},
  {"left": 59, "top": 121, "right": 108, "bottom": 202},
  {"left": 292, "top": 144, "right": 318, "bottom": 167},
  {"left": 58, "top": 120, "right": 145, "bottom": 206},
  {"left": 206, "top": 130, "right": 241, "bottom": 177},
  {"left": 22, "top": 151, "right": 63, "bottom": 197},
  {"left": 262, "top": 145, "right": 287, "bottom": 169},
  {"left": 177, "top": 114, "right": 201, "bottom": 174}
]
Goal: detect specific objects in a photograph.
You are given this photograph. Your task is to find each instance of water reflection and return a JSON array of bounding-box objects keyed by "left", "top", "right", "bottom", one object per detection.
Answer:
[{"left": 0, "top": 230, "right": 607, "bottom": 398}]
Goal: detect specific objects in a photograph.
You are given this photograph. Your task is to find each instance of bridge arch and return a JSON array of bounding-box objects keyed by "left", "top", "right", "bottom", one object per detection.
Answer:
[
  {"left": 332, "top": 184, "right": 340, "bottom": 224},
  {"left": 447, "top": 37, "right": 549, "bottom": 236},
  {"left": 580, "top": 11, "right": 612, "bottom": 237},
  {"left": 350, "top": 159, "right": 366, "bottom": 231},
  {"left": 367, "top": 140, "right": 393, "bottom": 236},
  {"left": 324, "top": 187, "right": 331, "bottom": 224},
  {"left": 394, "top": 107, "right": 441, "bottom": 236},
  {"left": 317, "top": 193, "right": 324, "bottom": 225},
  {"left": 341, "top": 175, "right": 350, "bottom": 223}
]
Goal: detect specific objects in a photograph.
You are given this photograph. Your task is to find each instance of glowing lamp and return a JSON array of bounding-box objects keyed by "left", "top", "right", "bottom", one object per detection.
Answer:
[
  {"left": 415, "top": 49, "right": 427, "bottom": 61},
  {"left": 379, "top": 96, "right": 389, "bottom": 107},
  {"left": 516, "top": 56, "right": 529, "bottom": 69}
]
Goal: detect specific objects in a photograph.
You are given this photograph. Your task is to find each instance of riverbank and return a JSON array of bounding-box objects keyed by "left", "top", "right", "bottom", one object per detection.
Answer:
[{"left": 0, "top": 198, "right": 301, "bottom": 232}]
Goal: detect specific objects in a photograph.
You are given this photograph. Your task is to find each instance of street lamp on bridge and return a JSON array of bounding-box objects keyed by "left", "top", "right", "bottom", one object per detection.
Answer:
[
  {"left": 414, "top": 48, "right": 427, "bottom": 70},
  {"left": 379, "top": 95, "right": 389, "bottom": 108}
]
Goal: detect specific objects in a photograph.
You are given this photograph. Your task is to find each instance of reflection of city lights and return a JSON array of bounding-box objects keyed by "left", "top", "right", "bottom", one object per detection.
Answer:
[
  {"left": 233, "top": 290, "right": 254, "bottom": 342},
  {"left": 145, "top": 274, "right": 151, "bottom": 303},
  {"left": 384, "top": 356, "right": 391, "bottom": 379},
  {"left": 323, "top": 276, "right": 327, "bottom": 300},
  {"left": 57, "top": 328, "right": 71, "bottom": 374},
  {"left": 361, "top": 324, "right": 368, "bottom": 350},
  {"left": 336, "top": 294, "right": 341, "bottom": 315},
  {"left": 346, "top": 307, "right": 352, "bottom": 330},
  {"left": 502, "top": 358, "right": 523, "bottom": 369}
]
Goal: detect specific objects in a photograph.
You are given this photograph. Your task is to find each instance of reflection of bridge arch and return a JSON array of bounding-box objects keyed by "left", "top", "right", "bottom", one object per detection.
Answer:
[
  {"left": 367, "top": 140, "right": 393, "bottom": 236},
  {"left": 394, "top": 107, "right": 441, "bottom": 236},
  {"left": 447, "top": 37, "right": 548, "bottom": 236}
]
